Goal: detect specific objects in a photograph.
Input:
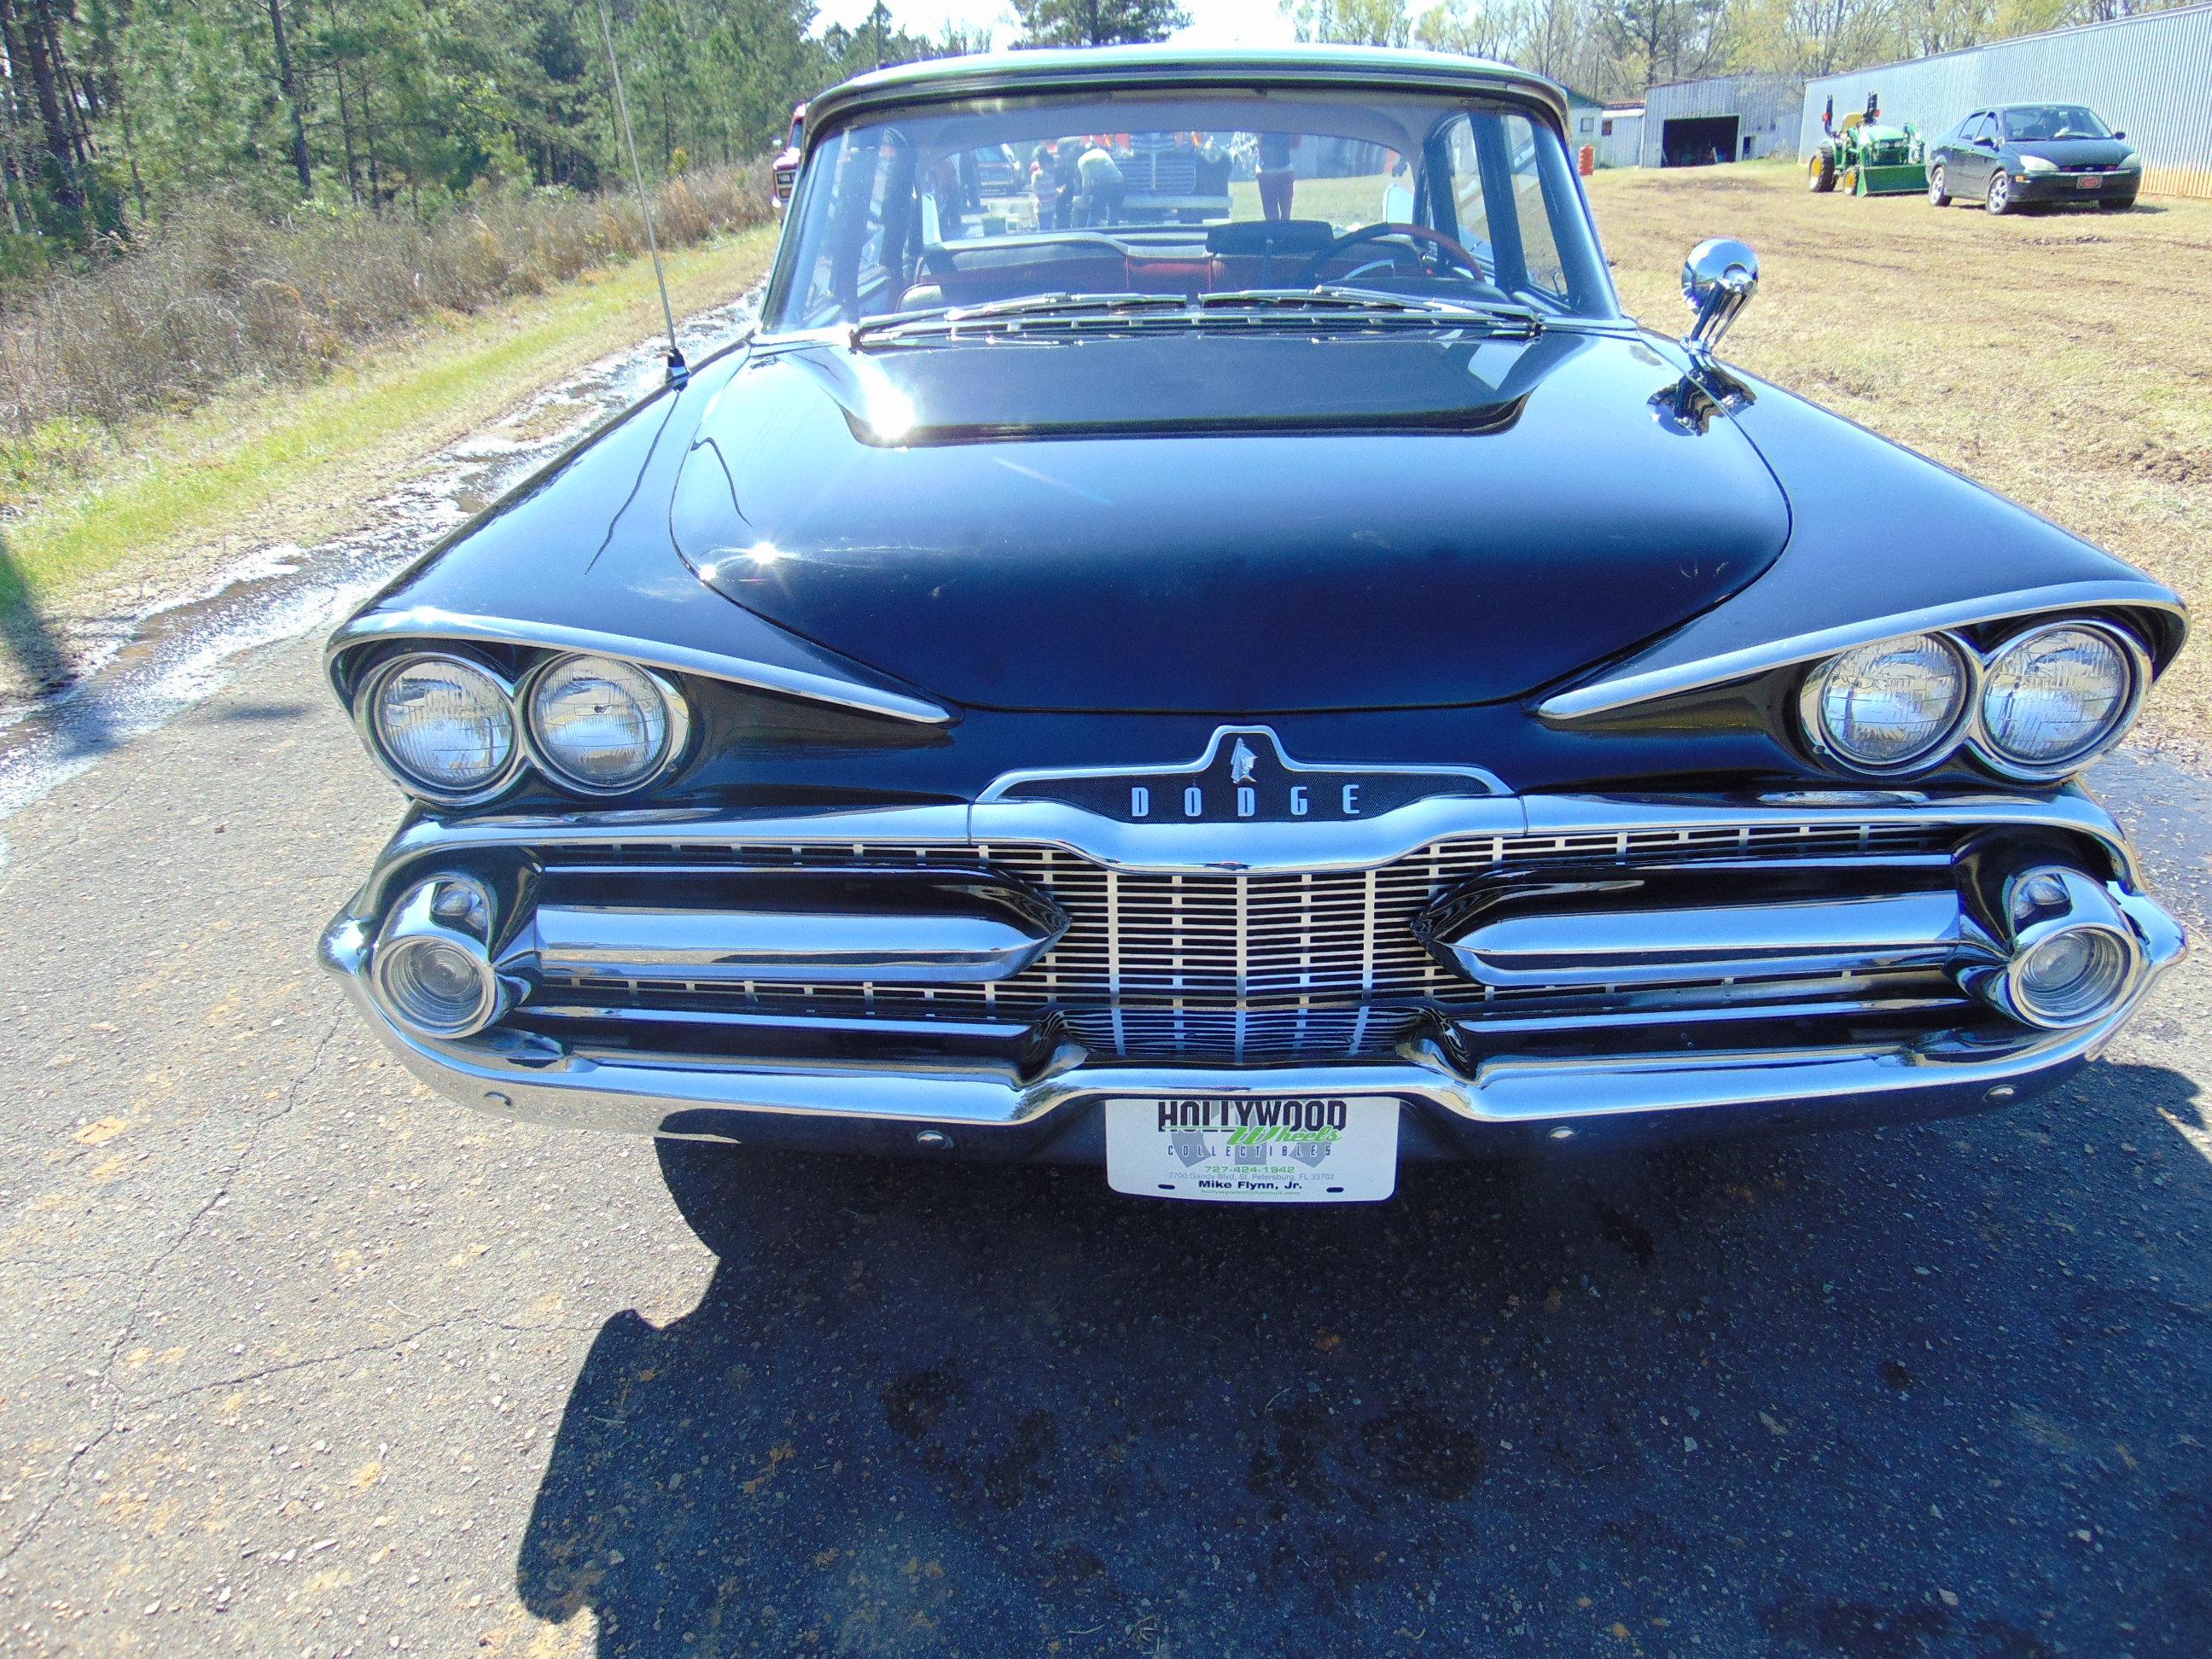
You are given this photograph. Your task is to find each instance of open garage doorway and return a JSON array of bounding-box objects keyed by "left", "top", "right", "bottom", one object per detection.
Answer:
[{"left": 1661, "top": 114, "right": 1739, "bottom": 166}]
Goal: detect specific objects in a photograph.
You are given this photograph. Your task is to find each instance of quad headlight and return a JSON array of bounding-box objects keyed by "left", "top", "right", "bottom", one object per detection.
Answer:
[
  {"left": 1979, "top": 622, "right": 2141, "bottom": 777},
  {"left": 1801, "top": 632, "right": 1971, "bottom": 771},
  {"left": 363, "top": 653, "right": 518, "bottom": 801},
  {"left": 1799, "top": 620, "right": 2148, "bottom": 781},
  {"left": 352, "top": 645, "right": 692, "bottom": 802},
  {"left": 525, "top": 654, "right": 689, "bottom": 794}
]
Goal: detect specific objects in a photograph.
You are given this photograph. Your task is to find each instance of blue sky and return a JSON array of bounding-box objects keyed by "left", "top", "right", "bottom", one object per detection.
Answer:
[{"left": 812, "top": 0, "right": 1302, "bottom": 50}]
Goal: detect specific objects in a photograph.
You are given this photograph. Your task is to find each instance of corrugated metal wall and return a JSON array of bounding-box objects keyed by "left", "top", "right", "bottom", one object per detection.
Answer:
[
  {"left": 1638, "top": 73, "right": 1806, "bottom": 167},
  {"left": 1801, "top": 3, "right": 2212, "bottom": 198},
  {"left": 1598, "top": 110, "right": 1644, "bottom": 168}
]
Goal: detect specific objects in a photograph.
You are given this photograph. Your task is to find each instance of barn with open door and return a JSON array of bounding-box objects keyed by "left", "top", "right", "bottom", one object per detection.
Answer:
[
  {"left": 1661, "top": 114, "right": 1738, "bottom": 166},
  {"left": 1640, "top": 73, "right": 1805, "bottom": 168}
]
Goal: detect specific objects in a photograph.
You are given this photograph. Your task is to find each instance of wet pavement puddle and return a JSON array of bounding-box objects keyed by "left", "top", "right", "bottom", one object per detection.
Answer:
[{"left": 0, "top": 294, "right": 757, "bottom": 820}]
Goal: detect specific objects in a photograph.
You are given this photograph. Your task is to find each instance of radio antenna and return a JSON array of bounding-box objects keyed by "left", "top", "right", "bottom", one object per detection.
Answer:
[{"left": 593, "top": 0, "right": 687, "bottom": 386}]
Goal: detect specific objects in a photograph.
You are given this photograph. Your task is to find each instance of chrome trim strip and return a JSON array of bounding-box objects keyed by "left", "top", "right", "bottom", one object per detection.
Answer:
[
  {"left": 1538, "top": 583, "right": 2187, "bottom": 722},
  {"left": 352, "top": 786, "right": 2146, "bottom": 892},
  {"left": 523, "top": 880, "right": 1068, "bottom": 986},
  {"left": 801, "top": 49, "right": 1574, "bottom": 150},
  {"left": 1430, "top": 889, "right": 1995, "bottom": 989},
  {"left": 319, "top": 889, "right": 2183, "bottom": 1140},
  {"left": 326, "top": 608, "right": 952, "bottom": 725}
]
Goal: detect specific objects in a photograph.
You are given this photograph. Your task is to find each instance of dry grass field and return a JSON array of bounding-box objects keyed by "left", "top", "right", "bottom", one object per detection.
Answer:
[{"left": 1586, "top": 161, "right": 2212, "bottom": 749}]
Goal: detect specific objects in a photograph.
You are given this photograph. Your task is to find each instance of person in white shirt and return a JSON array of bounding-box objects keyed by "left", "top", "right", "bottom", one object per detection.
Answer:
[
  {"left": 1078, "top": 143, "right": 1125, "bottom": 226},
  {"left": 1382, "top": 154, "right": 1415, "bottom": 224}
]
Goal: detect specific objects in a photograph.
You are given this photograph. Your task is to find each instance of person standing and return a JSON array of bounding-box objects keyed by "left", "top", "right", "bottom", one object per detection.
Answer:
[
  {"left": 1078, "top": 140, "right": 1126, "bottom": 226},
  {"left": 1032, "top": 140, "right": 1060, "bottom": 229},
  {"left": 1257, "top": 131, "right": 1298, "bottom": 219},
  {"left": 1382, "top": 154, "right": 1415, "bottom": 223}
]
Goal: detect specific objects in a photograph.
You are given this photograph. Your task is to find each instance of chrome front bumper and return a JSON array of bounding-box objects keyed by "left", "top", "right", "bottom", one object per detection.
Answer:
[{"left": 319, "top": 787, "right": 2187, "bottom": 1159}]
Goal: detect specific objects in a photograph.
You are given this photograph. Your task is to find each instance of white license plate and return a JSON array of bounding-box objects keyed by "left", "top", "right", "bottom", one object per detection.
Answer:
[
  {"left": 1103, "top": 1095, "right": 1400, "bottom": 1202},
  {"left": 2076, "top": 174, "right": 2102, "bottom": 189}
]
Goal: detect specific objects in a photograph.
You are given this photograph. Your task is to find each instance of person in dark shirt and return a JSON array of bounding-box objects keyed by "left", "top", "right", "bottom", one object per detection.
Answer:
[{"left": 1257, "top": 131, "right": 1298, "bottom": 220}]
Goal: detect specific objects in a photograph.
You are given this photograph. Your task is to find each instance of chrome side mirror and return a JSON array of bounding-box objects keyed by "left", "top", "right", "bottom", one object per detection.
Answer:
[{"left": 1681, "top": 238, "right": 1758, "bottom": 357}]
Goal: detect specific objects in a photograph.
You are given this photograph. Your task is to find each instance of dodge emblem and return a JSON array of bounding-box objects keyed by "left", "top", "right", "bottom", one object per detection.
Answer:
[{"left": 979, "top": 728, "right": 1503, "bottom": 825}]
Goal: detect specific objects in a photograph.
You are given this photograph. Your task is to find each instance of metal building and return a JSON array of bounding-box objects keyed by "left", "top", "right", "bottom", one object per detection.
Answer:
[
  {"left": 1598, "top": 106, "right": 1644, "bottom": 168},
  {"left": 1639, "top": 73, "right": 1805, "bottom": 167},
  {"left": 1559, "top": 84, "right": 1610, "bottom": 155},
  {"left": 1800, "top": 3, "right": 2212, "bottom": 198}
]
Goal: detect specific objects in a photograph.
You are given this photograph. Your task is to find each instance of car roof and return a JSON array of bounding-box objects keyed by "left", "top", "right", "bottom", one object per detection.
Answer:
[{"left": 802, "top": 44, "right": 1570, "bottom": 140}]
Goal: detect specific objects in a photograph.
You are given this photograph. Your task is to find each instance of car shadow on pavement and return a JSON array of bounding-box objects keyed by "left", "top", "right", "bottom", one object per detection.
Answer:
[{"left": 516, "top": 1064, "right": 2212, "bottom": 1656}]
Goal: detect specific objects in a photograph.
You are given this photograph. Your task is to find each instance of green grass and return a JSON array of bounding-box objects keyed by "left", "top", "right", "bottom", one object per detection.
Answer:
[
  {"left": 0, "top": 225, "right": 779, "bottom": 614},
  {"left": 1225, "top": 172, "right": 1394, "bottom": 229}
]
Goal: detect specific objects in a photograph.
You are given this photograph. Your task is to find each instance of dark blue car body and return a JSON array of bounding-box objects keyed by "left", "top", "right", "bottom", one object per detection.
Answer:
[{"left": 319, "top": 48, "right": 2186, "bottom": 1196}]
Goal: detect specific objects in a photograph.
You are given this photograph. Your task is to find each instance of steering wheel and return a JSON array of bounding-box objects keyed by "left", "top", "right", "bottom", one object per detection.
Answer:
[{"left": 1296, "top": 222, "right": 1484, "bottom": 287}]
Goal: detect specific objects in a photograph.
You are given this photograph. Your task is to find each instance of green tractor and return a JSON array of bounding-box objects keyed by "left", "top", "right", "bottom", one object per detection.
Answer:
[{"left": 1807, "top": 94, "right": 1927, "bottom": 197}]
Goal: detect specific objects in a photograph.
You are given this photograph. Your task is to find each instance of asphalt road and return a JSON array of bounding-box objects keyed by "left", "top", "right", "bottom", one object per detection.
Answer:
[{"left": 2, "top": 628, "right": 2210, "bottom": 1656}]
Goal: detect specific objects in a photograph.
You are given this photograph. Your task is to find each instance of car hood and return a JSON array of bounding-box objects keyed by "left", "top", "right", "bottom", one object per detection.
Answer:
[
  {"left": 2011, "top": 136, "right": 2133, "bottom": 166},
  {"left": 670, "top": 329, "right": 1792, "bottom": 712}
]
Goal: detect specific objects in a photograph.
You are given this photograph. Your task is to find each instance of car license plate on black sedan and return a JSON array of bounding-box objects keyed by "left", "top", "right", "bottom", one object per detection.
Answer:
[
  {"left": 1104, "top": 1096, "right": 1399, "bottom": 1202},
  {"left": 2076, "top": 174, "right": 2103, "bottom": 189}
]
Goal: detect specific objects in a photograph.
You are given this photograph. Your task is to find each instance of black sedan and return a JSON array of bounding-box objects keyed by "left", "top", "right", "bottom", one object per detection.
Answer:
[
  {"left": 317, "top": 47, "right": 2184, "bottom": 1207},
  {"left": 1927, "top": 102, "right": 2141, "bottom": 213}
]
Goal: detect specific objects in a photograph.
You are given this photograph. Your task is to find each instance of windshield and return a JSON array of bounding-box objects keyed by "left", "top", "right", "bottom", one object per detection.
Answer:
[
  {"left": 2000, "top": 104, "right": 2112, "bottom": 142},
  {"left": 764, "top": 87, "right": 1615, "bottom": 332}
]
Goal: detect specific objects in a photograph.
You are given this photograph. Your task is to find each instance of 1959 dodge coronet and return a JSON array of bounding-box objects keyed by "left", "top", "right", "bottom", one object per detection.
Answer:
[{"left": 319, "top": 46, "right": 2186, "bottom": 1203}]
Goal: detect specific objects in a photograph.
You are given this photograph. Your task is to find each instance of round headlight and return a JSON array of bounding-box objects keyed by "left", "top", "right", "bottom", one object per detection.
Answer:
[
  {"left": 364, "top": 654, "right": 516, "bottom": 800},
  {"left": 379, "top": 934, "right": 497, "bottom": 1036},
  {"left": 527, "top": 655, "right": 685, "bottom": 793},
  {"left": 2011, "top": 927, "right": 2133, "bottom": 1027},
  {"left": 1979, "top": 624, "right": 2139, "bottom": 776},
  {"left": 1803, "top": 633, "right": 1970, "bottom": 772}
]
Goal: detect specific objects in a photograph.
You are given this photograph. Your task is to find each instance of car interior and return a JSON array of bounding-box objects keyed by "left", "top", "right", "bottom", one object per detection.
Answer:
[{"left": 771, "top": 90, "right": 1604, "bottom": 329}]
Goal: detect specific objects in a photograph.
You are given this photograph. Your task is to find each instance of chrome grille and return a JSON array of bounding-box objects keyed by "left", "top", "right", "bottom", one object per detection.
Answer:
[{"left": 532, "top": 820, "right": 1956, "bottom": 1061}]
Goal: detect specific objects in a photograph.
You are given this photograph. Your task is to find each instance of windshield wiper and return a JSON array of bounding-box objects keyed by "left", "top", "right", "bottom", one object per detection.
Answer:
[
  {"left": 852, "top": 292, "right": 1184, "bottom": 343},
  {"left": 1222, "top": 286, "right": 1545, "bottom": 333},
  {"left": 851, "top": 286, "right": 1543, "bottom": 346}
]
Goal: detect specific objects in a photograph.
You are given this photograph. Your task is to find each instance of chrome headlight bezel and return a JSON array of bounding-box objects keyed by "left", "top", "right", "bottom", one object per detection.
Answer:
[
  {"left": 356, "top": 650, "right": 524, "bottom": 807},
  {"left": 1796, "top": 632, "right": 1976, "bottom": 776},
  {"left": 520, "top": 652, "right": 693, "bottom": 797},
  {"left": 1970, "top": 620, "right": 2148, "bottom": 782},
  {"left": 1797, "top": 620, "right": 2152, "bottom": 783},
  {"left": 2017, "top": 154, "right": 2058, "bottom": 176}
]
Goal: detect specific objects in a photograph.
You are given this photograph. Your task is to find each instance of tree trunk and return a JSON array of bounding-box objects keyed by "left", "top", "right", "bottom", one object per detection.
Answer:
[
  {"left": 333, "top": 57, "right": 363, "bottom": 204},
  {"left": 2, "top": 0, "right": 80, "bottom": 208},
  {"left": 265, "top": 0, "right": 313, "bottom": 193}
]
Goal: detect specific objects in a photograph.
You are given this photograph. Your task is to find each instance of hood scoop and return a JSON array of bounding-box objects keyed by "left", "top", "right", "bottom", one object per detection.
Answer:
[{"left": 804, "top": 332, "right": 1543, "bottom": 445}]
